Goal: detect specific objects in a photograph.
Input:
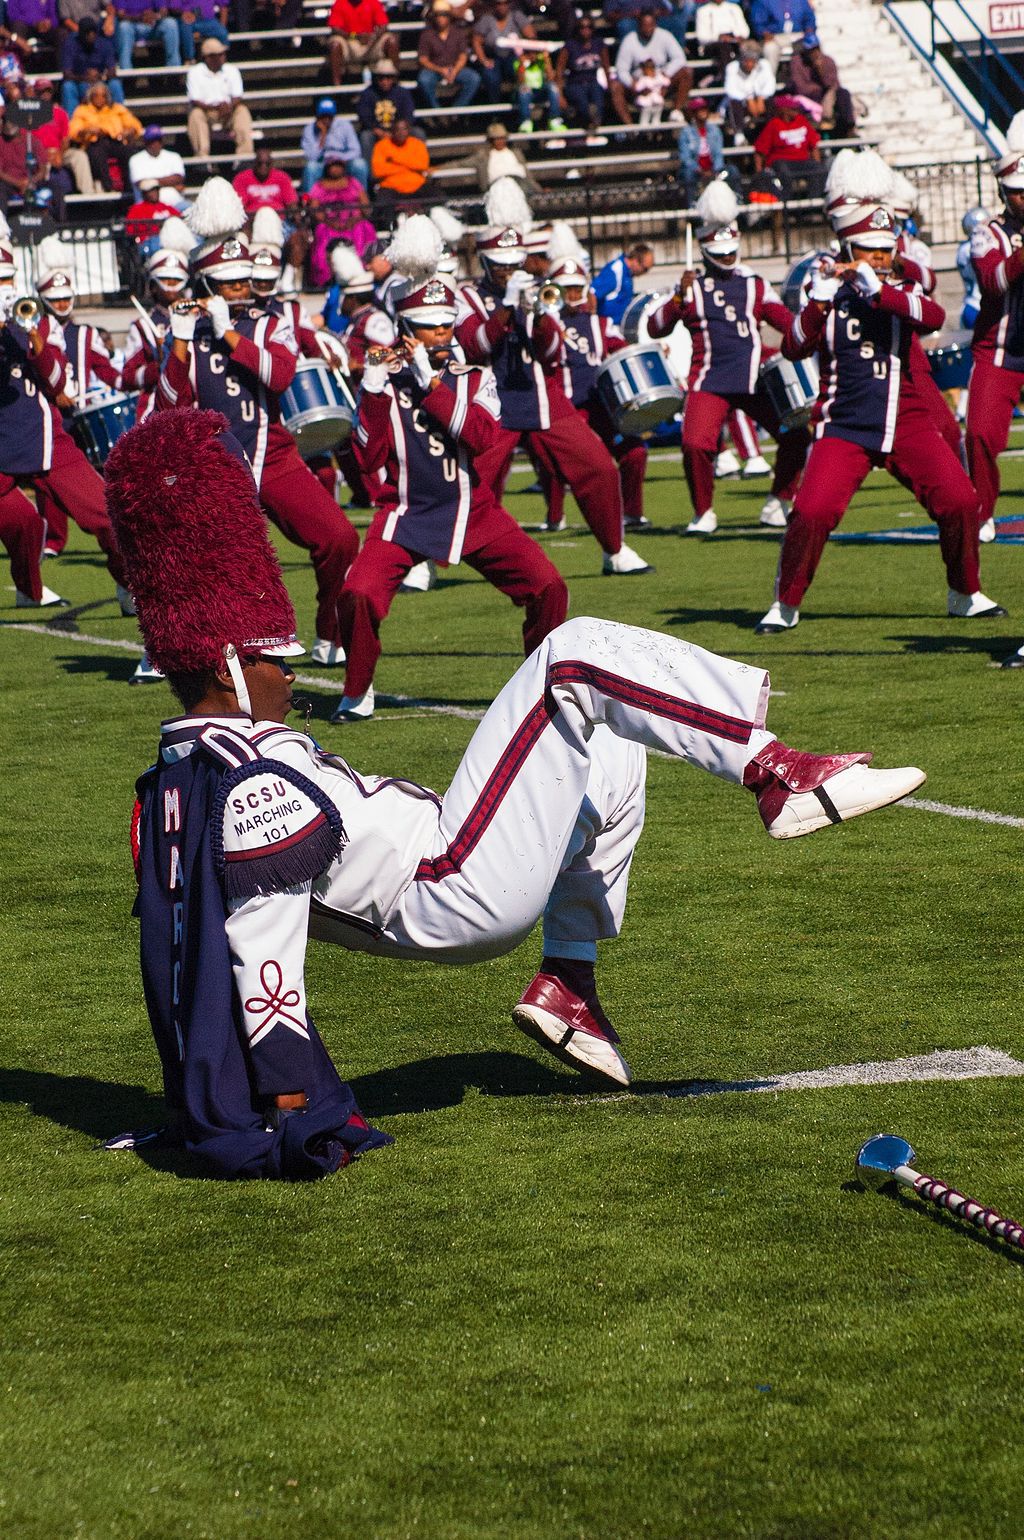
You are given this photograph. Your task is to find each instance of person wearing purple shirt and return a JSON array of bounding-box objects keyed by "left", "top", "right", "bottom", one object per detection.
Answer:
[
  {"left": 167, "top": 0, "right": 229, "bottom": 64},
  {"left": 61, "top": 17, "right": 126, "bottom": 114},
  {"left": 6, "top": 0, "right": 58, "bottom": 39},
  {"left": 300, "top": 96, "right": 367, "bottom": 190},
  {"left": 115, "top": 0, "right": 182, "bottom": 71}
]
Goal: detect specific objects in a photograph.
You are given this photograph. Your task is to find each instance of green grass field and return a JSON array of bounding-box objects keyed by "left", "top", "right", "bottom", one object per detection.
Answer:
[{"left": 3, "top": 449, "right": 1024, "bottom": 1540}]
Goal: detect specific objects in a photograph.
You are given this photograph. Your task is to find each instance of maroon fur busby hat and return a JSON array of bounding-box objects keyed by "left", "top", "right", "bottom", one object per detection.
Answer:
[{"left": 104, "top": 409, "right": 302, "bottom": 675}]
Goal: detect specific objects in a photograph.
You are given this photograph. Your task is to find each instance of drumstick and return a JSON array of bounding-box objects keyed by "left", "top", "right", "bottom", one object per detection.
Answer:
[
  {"left": 129, "top": 294, "right": 160, "bottom": 352},
  {"left": 683, "top": 223, "right": 693, "bottom": 302}
]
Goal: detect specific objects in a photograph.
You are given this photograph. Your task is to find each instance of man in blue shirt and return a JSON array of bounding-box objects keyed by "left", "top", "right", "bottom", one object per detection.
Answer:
[
  {"left": 300, "top": 96, "right": 368, "bottom": 190},
  {"left": 748, "top": 0, "right": 816, "bottom": 70},
  {"left": 592, "top": 242, "right": 654, "bottom": 326}
]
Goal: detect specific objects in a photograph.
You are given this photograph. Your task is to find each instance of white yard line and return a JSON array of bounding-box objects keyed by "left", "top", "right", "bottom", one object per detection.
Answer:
[
  {"left": 898, "top": 797, "right": 1024, "bottom": 830},
  {"left": 569, "top": 1045, "right": 1024, "bottom": 1106}
]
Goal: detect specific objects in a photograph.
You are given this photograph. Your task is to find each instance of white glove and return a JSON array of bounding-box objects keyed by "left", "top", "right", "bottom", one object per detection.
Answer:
[
  {"left": 850, "top": 261, "right": 883, "bottom": 298},
  {"left": 317, "top": 333, "right": 348, "bottom": 369},
  {"left": 170, "top": 307, "right": 197, "bottom": 341},
  {"left": 809, "top": 270, "right": 839, "bottom": 303},
  {"left": 206, "top": 294, "right": 231, "bottom": 339},
  {"left": 502, "top": 269, "right": 532, "bottom": 307},
  {"left": 0, "top": 287, "right": 16, "bottom": 320},
  {"left": 410, "top": 342, "right": 435, "bottom": 390},
  {"left": 362, "top": 361, "right": 389, "bottom": 394}
]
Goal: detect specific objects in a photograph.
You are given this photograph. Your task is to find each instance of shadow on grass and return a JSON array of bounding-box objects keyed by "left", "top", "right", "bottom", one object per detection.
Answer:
[
  {"left": 848, "top": 1177, "right": 1024, "bottom": 1267},
  {"left": 891, "top": 632, "right": 1022, "bottom": 662},
  {"left": 54, "top": 654, "right": 143, "bottom": 685}
]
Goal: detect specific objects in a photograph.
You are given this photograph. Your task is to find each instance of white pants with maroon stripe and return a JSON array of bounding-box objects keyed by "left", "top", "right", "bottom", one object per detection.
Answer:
[{"left": 312, "top": 618, "right": 774, "bottom": 965}]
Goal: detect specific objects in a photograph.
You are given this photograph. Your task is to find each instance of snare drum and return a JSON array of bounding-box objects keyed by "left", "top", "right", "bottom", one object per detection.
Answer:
[
  {"left": 71, "top": 393, "right": 140, "bottom": 468},
  {"left": 620, "top": 289, "right": 692, "bottom": 390},
  {"left": 758, "top": 354, "right": 820, "bottom": 430},
  {"left": 596, "top": 344, "right": 684, "bottom": 438},
  {"left": 927, "top": 340, "right": 973, "bottom": 391},
  {"left": 280, "top": 358, "right": 355, "bottom": 458}
]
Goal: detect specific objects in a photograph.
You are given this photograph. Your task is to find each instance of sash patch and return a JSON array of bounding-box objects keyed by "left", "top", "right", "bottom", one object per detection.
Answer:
[{"left": 211, "top": 758, "right": 346, "bottom": 900}]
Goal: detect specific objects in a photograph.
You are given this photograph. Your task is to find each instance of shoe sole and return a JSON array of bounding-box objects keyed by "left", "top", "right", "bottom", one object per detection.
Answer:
[
  {"left": 754, "top": 624, "right": 794, "bottom": 635},
  {"left": 948, "top": 607, "right": 1008, "bottom": 619},
  {"left": 603, "top": 567, "right": 654, "bottom": 576},
  {"left": 769, "top": 769, "right": 927, "bottom": 840},
  {"left": 512, "top": 1004, "right": 633, "bottom": 1086}
]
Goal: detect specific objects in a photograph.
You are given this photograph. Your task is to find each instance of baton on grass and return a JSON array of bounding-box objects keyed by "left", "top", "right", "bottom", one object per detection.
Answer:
[{"left": 856, "top": 1135, "right": 1024, "bottom": 1253}]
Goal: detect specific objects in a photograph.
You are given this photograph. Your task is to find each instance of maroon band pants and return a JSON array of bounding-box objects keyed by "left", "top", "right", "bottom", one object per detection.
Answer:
[
  {"left": 259, "top": 442, "right": 360, "bottom": 646},
  {"left": 682, "top": 388, "right": 808, "bottom": 518},
  {"left": 965, "top": 353, "right": 1024, "bottom": 524}
]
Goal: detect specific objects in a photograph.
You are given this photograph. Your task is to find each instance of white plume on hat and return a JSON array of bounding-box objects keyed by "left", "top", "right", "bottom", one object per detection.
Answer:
[
  {"left": 695, "top": 179, "right": 739, "bottom": 230},
  {"left": 889, "top": 170, "right": 917, "bottom": 214},
  {"left": 251, "top": 206, "right": 284, "bottom": 254},
  {"left": 37, "top": 234, "right": 72, "bottom": 281},
  {"left": 0, "top": 210, "right": 11, "bottom": 242},
  {"left": 330, "top": 242, "right": 370, "bottom": 285},
  {"left": 823, "top": 147, "right": 858, "bottom": 201},
  {"left": 828, "top": 148, "right": 893, "bottom": 205},
  {"left": 429, "top": 205, "right": 465, "bottom": 245},
  {"left": 386, "top": 213, "right": 443, "bottom": 282},
  {"left": 1006, "top": 109, "right": 1024, "bottom": 153},
  {"left": 485, "top": 175, "right": 532, "bottom": 231},
  {"left": 187, "top": 176, "right": 246, "bottom": 240},
  {"left": 160, "top": 215, "right": 196, "bottom": 255},
  {"left": 546, "top": 219, "right": 587, "bottom": 268}
]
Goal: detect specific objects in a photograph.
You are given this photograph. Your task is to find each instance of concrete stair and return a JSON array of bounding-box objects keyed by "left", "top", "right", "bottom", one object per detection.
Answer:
[{"left": 812, "top": 0, "right": 986, "bottom": 164}]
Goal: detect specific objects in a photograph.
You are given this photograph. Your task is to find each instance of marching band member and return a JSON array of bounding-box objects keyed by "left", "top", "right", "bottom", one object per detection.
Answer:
[
  {"left": 542, "top": 255, "right": 650, "bottom": 533},
  {"left": 965, "top": 111, "right": 1024, "bottom": 550},
  {"left": 646, "top": 180, "right": 809, "bottom": 535},
  {"left": 155, "top": 177, "right": 360, "bottom": 668},
  {"left": 250, "top": 208, "right": 349, "bottom": 374},
  {"left": 717, "top": 411, "right": 772, "bottom": 481},
  {"left": 119, "top": 231, "right": 192, "bottom": 425},
  {"left": 756, "top": 188, "right": 1001, "bottom": 634},
  {"left": 456, "top": 184, "right": 650, "bottom": 576},
  {"left": 335, "top": 231, "right": 568, "bottom": 723},
  {"left": 322, "top": 244, "right": 395, "bottom": 516},
  {"left": 106, "top": 407, "right": 928, "bottom": 1143},
  {"left": 0, "top": 239, "right": 129, "bottom": 610}
]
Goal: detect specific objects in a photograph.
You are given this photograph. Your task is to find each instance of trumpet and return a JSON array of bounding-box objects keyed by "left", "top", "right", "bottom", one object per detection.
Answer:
[
  {"left": 534, "top": 282, "right": 563, "bottom": 313},
  {"left": 171, "top": 298, "right": 206, "bottom": 317},
  {"left": 12, "top": 296, "right": 40, "bottom": 330}
]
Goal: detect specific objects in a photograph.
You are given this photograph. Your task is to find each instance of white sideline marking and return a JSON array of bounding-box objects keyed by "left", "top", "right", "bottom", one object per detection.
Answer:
[
  {"left": 899, "top": 797, "right": 1024, "bottom": 830},
  {"left": 572, "top": 1046, "right": 1024, "bottom": 1105}
]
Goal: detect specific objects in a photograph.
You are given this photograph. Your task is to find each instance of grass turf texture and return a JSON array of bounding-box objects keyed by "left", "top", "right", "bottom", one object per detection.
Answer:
[{"left": 2, "top": 453, "right": 1023, "bottom": 1540}]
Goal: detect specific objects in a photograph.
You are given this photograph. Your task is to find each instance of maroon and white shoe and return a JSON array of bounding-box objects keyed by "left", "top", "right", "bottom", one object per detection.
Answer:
[
  {"left": 745, "top": 742, "right": 926, "bottom": 840},
  {"left": 512, "top": 973, "right": 632, "bottom": 1087}
]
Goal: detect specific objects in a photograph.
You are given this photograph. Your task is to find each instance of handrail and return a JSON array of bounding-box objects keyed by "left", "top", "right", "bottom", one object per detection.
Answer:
[{"left": 900, "top": 0, "right": 1024, "bottom": 130}]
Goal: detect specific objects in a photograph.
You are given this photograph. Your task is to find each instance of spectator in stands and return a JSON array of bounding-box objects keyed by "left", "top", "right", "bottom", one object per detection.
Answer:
[
  {"left": 694, "top": 0, "right": 747, "bottom": 78},
  {"left": 555, "top": 15, "right": 610, "bottom": 140},
  {"left": 592, "top": 240, "right": 653, "bottom": 325},
  {"left": 126, "top": 176, "right": 182, "bottom": 251},
  {"left": 307, "top": 153, "right": 375, "bottom": 282},
  {"left": 471, "top": 0, "right": 538, "bottom": 110},
  {"left": 68, "top": 79, "right": 141, "bottom": 190},
  {"left": 7, "top": 0, "right": 58, "bottom": 45},
  {"left": 326, "top": 0, "right": 399, "bottom": 88},
  {"left": 460, "top": 119, "right": 540, "bottom": 195},
  {"left": 677, "top": 93, "right": 737, "bottom": 204},
  {"left": 514, "top": 44, "right": 566, "bottom": 135},
  {"left": 186, "top": 35, "right": 254, "bottom": 166},
  {"left": 56, "top": 0, "right": 103, "bottom": 71},
  {"left": 786, "top": 31, "right": 854, "bottom": 137},
  {"left": 753, "top": 92, "right": 823, "bottom": 200},
  {"left": 61, "top": 15, "right": 126, "bottom": 116},
  {"left": 233, "top": 145, "right": 298, "bottom": 215},
  {"left": 722, "top": 38, "right": 774, "bottom": 141},
  {"left": 170, "top": 0, "right": 230, "bottom": 65},
  {"left": 0, "top": 86, "right": 71, "bottom": 216},
  {"left": 603, "top": 0, "right": 671, "bottom": 43},
  {"left": 28, "top": 76, "right": 96, "bottom": 196},
  {"left": 417, "top": 0, "right": 480, "bottom": 110},
  {"left": 630, "top": 57, "right": 671, "bottom": 125},
  {"left": 610, "top": 8, "right": 691, "bottom": 126},
  {"left": 114, "top": 0, "right": 182, "bottom": 69},
  {"left": 747, "top": 0, "right": 815, "bottom": 72},
  {"left": 232, "top": 0, "right": 301, "bottom": 30},
  {"left": 0, "top": 27, "right": 29, "bottom": 89},
  {"left": 128, "top": 121, "right": 188, "bottom": 206},
  {"left": 301, "top": 97, "right": 368, "bottom": 191},
  {"left": 355, "top": 57, "right": 416, "bottom": 167},
  {"left": 370, "top": 116, "right": 430, "bottom": 208}
]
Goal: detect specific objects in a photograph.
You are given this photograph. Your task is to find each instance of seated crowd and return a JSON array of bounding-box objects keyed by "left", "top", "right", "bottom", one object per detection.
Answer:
[{"left": 0, "top": 0, "right": 856, "bottom": 281}]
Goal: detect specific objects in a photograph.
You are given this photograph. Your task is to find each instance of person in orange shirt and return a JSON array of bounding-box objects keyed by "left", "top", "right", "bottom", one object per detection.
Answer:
[
  {"left": 68, "top": 81, "right": 142, "bottom": 191},
  {"left": 370, "top": 117, "right": 431, "bottom": 210}
]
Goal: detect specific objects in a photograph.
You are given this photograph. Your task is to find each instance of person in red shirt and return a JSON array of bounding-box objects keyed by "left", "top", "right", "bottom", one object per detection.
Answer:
[
  {"left": 326, "top": 0, "right": 399, "bottom": 86},
  {"left": 754, "top": 95, "right": 824, "bottom": 201},
  {"left": 232, "top": 147, "right": 299, "bottom": 218},
  {"left": 126, "top": 180, "right": 183, "bottom": 246}
]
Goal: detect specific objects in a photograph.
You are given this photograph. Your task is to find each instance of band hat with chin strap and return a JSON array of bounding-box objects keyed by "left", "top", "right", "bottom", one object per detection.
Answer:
[
  {"left": 396, "top": 273, "right": 457, "bottom": 326},
  {"left": 477, "top": 225, "right": 527, "bottom": 266},
  {"left": 250, "top": 247, "right": 283, "bottom": 285},
  {"left": 192, "top": 234, "right": 253, "bottom": 284},
  {"left": 146, "top": 247, "right": 190, "bottom": 286},
  {"left": 104, "top": 409, "right": 304, "bottom": 704},
  {"left": 330, "top": 241, "right": 375, "bottom": 294},
  {"left": 997, "top": 110, "right": 1024, "bottom": 187},
  {"left": 547, "top": 256, "right": 589, "bottom": 287},
  {"left": 694, "top": 180, "right": 741, "bottom": 255},
  {"left": 188, "top": 176, "right": 251, "bottom": 283},
  {"left": 522, "top": 224, "right": 553, "bottom": 254},
  {"left": 0, "top": 243, "right": 16, "bottom": 280},
  {"left": 829, "top": 199, "right": 898, "bottom": 248},
  {"left": 36, "top": 234, "right": 76, "bottom": 300}
]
